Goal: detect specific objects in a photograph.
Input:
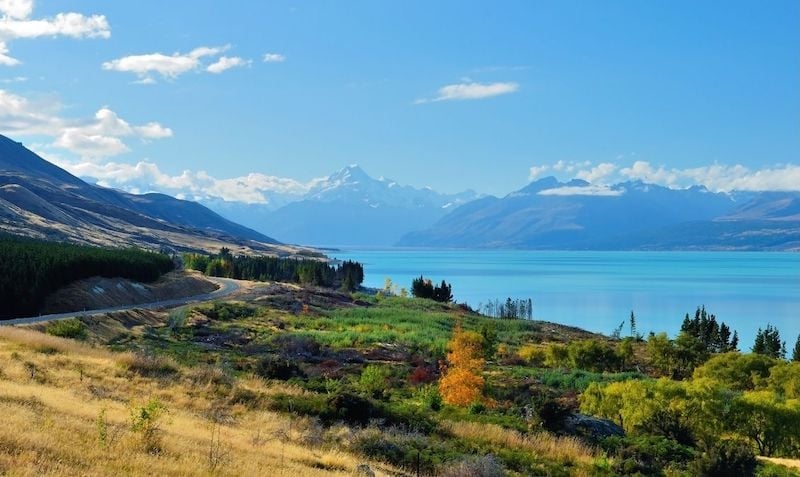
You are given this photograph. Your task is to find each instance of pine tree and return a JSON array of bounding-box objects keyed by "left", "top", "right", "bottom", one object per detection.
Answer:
[
  {"left": 730, "top": 330, "right": 739, "bottom": 352},
  {"left": 752, "top": 324, "right": 785, "bottom": 359},
  {"left": 629, "top": 311, "right": 637, "bottom": 339},
  {"left": 792, "top": 334, "right": 800, "bottom": 362}
]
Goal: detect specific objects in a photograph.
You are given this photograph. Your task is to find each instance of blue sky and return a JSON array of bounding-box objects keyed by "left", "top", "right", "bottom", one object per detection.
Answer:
[{"left": 0, "top": 0, "right": 798, "bottom": 201}]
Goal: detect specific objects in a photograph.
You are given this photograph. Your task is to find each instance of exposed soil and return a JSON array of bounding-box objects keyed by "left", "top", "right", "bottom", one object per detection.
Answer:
[{"left": 40, "top": 270, "right": 218, "bottom": 314}]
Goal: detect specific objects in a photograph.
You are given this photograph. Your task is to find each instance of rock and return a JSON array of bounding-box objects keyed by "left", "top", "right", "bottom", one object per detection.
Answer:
[
  {"left": 354, "top": 463, "right": 375, "bottom": 477},
  {"left": 564, "top": 413, "right": 624, "bottom": 440}
]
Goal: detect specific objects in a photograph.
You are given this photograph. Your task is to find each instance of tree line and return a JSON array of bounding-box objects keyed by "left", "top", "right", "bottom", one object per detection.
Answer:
[
  {"left": 477, "top": 298, "right": 534, "bottom": 320},
  {"left": 411, "top": 276, "right": 453, "bottom": 303},
  {"left": 0, "top": 235, "right": 174, "bottom": 319},
  {"left": 184, "top": 249, "right": 364, "bottom": 291}
]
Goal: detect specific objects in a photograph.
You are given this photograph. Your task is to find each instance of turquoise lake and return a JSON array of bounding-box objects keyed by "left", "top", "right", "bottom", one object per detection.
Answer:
[{"left": 332, "top": 249, "right": 800, "bottom": 348}]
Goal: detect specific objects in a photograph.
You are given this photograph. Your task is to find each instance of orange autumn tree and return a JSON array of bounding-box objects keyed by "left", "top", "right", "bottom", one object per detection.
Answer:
[{"left": 439, "top": 323, "right": 486, "bottom": 406}]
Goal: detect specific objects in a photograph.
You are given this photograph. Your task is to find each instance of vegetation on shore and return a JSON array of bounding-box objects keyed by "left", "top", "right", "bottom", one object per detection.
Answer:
[
  {"left": 1, "top": 257, "right": 798, "bottom": 475},
  {"left": 184, "top": 248, "right": 364, "bottom": 291}
]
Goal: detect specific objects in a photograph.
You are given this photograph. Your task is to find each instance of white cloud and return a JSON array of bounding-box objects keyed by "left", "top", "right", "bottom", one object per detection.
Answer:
[
  {"left": 51, "top": 158, "right": 316, "bottom": 205},
  {"left": 0, "top": 41, "right": 18, "bottom": 65},
  {"left": 263, "top": 52, "right": 286, "bottom": 63},
  {"left": 0, "top": 0, "right": 33, "bottom": 20},
  {"left": 528, "top": 165, "right": 549, "bottom": 180},
  {"left": 102, "top": 45, "right": 243, "bottom": 82},
  {"left": 206, "top": 56, "right": 250, "bottom": 74},
  {"left": 576, "top": 162, "right": 617, "bottom": 183},
  {"left": 0, "top": 74, "right": 25, "bottom": 82},
  {"left": 0, "top": 1, "right": 109, "bottom": 65},
  {"left": 529, "top": 158, "right": 800, "bottom": 192},
  {"left": 416, "top": 81, "right": 519, "bottom": 104},
  {"left": 538, "top": 185, "right": 623, "bottom": 197},
  {"left": 0, "top": 89, "right": 171, "bottom": 159}
]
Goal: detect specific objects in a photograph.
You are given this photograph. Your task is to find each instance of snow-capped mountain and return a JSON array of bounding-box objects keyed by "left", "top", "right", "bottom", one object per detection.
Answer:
[
  {"left": 205, "top": 165, "right": 480, "bottom": 247},
  {"left": 398, "top": 176, "right": 800, "bottom": 250}
]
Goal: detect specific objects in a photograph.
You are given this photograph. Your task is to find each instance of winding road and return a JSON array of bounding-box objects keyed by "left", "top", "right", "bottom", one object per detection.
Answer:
[{"left": 0, "top": 277, "right": 242, "bottom": 327}]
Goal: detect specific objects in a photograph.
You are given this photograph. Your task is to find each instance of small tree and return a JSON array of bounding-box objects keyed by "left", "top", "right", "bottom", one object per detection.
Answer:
[
  {"left": 130, "top": 399, "right": 168, "bottom": 454},
  {"left": 439, "top": 325, "right": 485, "bottom": 406},
  {"left": 358, "top": 365, "right": 389, "bottom": 399},
  {"left": 792, "top": 334, "right": 800, "bottom": 363},
  {"left": 752, "top": 325, "right": 785, "bottom": 359}
]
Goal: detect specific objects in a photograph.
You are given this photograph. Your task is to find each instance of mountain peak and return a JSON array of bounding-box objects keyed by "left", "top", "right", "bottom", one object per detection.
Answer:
[
  {"left": 329, "top": 164, "right": 371, "bottom": 183},
  {"left": 517, "top": 176, "right": 562, "bottom": 194}
]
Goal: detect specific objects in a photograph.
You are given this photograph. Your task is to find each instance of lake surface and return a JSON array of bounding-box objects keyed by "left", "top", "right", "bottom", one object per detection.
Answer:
[{"left": 332, "top": 249, "right": 800, "bottom": 348}]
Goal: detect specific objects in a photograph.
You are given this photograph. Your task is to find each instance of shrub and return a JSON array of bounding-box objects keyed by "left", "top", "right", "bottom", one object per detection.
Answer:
[
  {"left": 204, "top": 302, "right": 256, "bottom": 321},
  {"left": 517, "top": 344, "right": 546, "bottom": 366},
  {"left": 440, "top": 454, "right": 505, "bottom": 477},
  {"left": 122, "top": 352, "right": 179, "bottom": 378},
  {"left": 130, "top": 399, "right": 168, "bottom": 454},
  {"left": 255, "top": 355, "right": 305, "bottom": 380},
  {"left": 567, "top": 340, "right": 621, "bottom": 373},
  {"left": 409, "top": 365, "right": 436, "bottom": 385},
  {"left": 358, "top": 365, "right": 389, "bottom": 398},
  {"left": 544, "top": 344, "right": 569, "bottom": 368},
  {"left": 328, "top": 392, "right": 379, "bottom": 425},
  {"left": 228, "top": 386, "right": 267, "bottom": 409},
  {"left": 45, "top": 319, "right": 86, "bottom": 340},
  {"left": 602, "top": 435, "right": 695, "bottom": 475},
  {"left": 413, "top": 384, "right": 443, "bottom": 411},
  {"left": 689, "top": 439, "right": 757, "bottom": 477}
]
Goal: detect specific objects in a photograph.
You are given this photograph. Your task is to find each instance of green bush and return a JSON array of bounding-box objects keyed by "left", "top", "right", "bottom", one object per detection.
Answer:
[
  {"left": 255, "top": 355, "right": 305, "bottom": 380},
  {"left": 129, "top": 399, "right": 168, "bottom": 454},
  {"left": 358, "top": 365, "right": 389, "bottom": 399},
  {"left": 203, "top": 302, "right": 256, "bottom": 321},
  {"left": 602, "top": 435, "right": 695, "bottom": 475},
  {"left": 413, "top": 384, "right": 443, "bottom": 411},
  {"left": 689, "top": 439, "right": 757, "bottom": 477},
  {"left": 45, "top": 319, "right": 86, "bottom": 340}
]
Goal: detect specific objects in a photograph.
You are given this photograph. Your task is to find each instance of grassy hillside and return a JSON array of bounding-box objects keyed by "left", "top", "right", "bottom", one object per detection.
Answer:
[
  {"left": 0, "top": 326, "right": 402, "bottom": 476},
  {"left": 2, "top": 281, "right": 798, "bottom": 476}
]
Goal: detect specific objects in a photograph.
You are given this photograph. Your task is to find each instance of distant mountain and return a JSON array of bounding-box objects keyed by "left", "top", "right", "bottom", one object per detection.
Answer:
[
  {"left": 399, "top": 177, "right": 800, "bottom": 250},
  {"left": 0, "top": 135, "right": 304, "bottom": 255},
  {"left": 207, "top": 165, "right": 479, "bottom": 246}
]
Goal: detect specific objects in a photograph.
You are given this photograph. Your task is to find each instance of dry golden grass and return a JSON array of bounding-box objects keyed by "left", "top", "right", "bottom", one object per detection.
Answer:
[
  {"left": 0, "top": 327, "right": 404, "bottom": 476},
  {"left": 759, "top": 456, "right": 800, "bottom": 470},
  {"left": 443, "top": 420, "right": 597, "bottom": 466}
]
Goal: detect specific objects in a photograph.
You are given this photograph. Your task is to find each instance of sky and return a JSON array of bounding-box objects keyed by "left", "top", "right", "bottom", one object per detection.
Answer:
[{"left": 0, "top": 0, "right": 798, "bottom": 203}]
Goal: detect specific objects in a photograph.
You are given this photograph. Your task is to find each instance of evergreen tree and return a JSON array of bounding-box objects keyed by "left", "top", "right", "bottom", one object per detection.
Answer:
[
  {"left": 679, "top": 306, "right": 736, "bottom": 354},
  {"left": 792, "top": 334, "right": 800, "bottom": 362},
  {"left": 433, "top": 280, "right": 453, "bottom": 303},
  {"left": 752, "top": 325, "right": 785, "bottom": 359},
  {"left": 629, "top": 310, "right": 637, "bottom": 339}
]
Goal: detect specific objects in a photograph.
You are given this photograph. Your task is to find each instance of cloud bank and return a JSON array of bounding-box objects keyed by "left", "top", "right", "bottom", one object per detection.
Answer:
[
  {"left": 529, "top": 159, "right": 800, "bottom": 193},
  {"left": 0, "top": 89, "right": 171, "bottom": 159},
  {"left": 103, "top": 45, "right": 253, "bottom": 83},
  {"left": 48, "top": 158, "right": 318, "bottom": 205},
  {"left": 0, "top": 0, "right": 109, "bottom": 66}
]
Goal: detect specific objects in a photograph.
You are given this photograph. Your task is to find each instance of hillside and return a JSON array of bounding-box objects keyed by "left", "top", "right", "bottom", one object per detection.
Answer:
[
  {"left": 2, "top": 279, "right": 798, "bottom": 476},
  {"left": 0, "top": 135, "right": 309, "bottom": 255},
  {"left": 399, "top": 177, "right": 800, "bottom": 250}
]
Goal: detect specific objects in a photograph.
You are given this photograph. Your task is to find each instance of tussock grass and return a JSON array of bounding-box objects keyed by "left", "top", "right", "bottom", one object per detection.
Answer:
[
  {"left": 443, "top": 420, "right": 598, "bottom": 466},
  {"left": 0, "top": 327, "right": 405, "bottom": 476}
]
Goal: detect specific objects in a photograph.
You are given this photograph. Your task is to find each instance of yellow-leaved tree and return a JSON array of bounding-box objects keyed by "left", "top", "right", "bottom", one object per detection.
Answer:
[{"left": 439, "top": 324, "right": 485, "bottom": 406}]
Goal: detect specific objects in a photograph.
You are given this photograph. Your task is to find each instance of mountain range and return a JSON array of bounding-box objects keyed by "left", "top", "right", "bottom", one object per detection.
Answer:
[
  {"left": 0, "top": 135, "right": 313, "bottom": 256},
  {"left": 203, "top": 165, "right": 479, "bottom": 247},
  {"left": 2, "top": 133, "right": 797, "bottom": 252},
  {"left": 398, "top": 177, "right": 800, "bottom": 250}
]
